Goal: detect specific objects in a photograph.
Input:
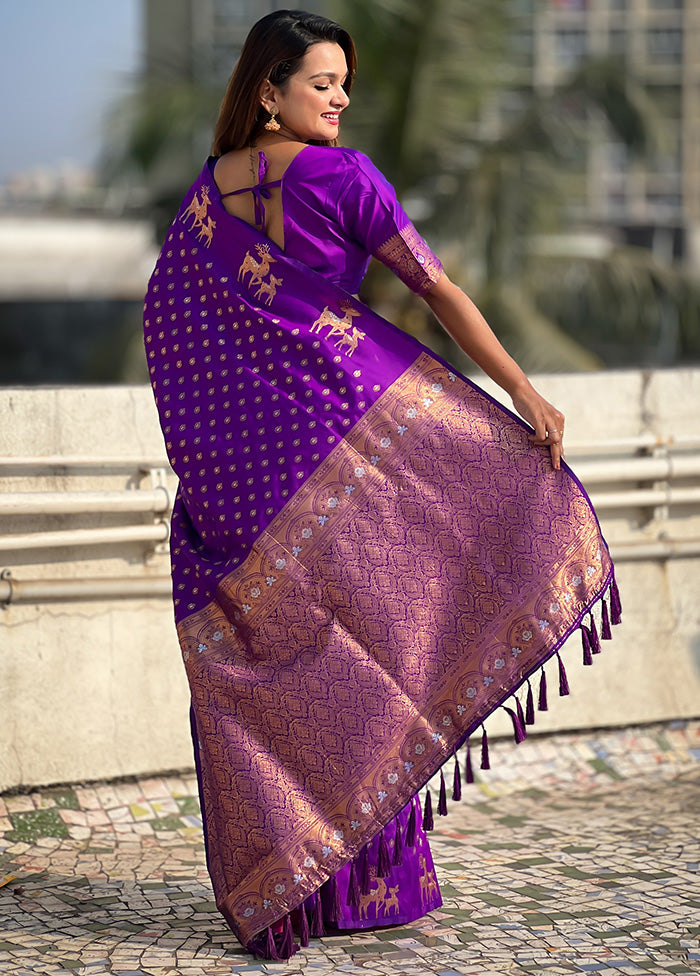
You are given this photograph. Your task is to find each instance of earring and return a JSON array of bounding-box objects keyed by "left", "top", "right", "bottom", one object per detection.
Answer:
[{"left": 264, "top": 106, "right": 280, "bottom": 132}]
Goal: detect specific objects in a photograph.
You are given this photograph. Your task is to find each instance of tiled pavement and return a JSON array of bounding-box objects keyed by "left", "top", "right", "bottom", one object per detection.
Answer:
[{"left": 1, "top": 722, "right": 699, "bottom": 976}]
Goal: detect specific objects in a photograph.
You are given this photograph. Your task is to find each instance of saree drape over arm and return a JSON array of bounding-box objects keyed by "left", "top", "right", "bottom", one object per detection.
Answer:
[{"left": 144, "top": 146, "right": 621, "bottom": 958}]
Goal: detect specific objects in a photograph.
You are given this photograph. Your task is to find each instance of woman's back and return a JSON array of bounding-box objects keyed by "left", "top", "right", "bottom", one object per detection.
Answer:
[
  {"left": 214, "top": 142, "right": 308, "bottom": 251},
  {"left": 210, "top": 144, "right": 440, "bottom": 297}
]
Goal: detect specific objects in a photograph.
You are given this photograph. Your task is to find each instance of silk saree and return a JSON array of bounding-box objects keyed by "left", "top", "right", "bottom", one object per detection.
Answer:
[{"left": 144, "top": 146, "right": 621, "bottom": 959}]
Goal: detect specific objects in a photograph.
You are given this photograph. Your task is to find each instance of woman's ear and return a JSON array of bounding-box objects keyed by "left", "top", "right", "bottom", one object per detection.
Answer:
[{"left": 258, "top": 79, "right": 276, "bottom": 113}]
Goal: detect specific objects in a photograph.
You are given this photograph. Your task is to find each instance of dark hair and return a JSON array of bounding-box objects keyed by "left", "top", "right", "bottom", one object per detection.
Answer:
[{"left": 212, "top": 10, "right": 357, "bottom": 156}]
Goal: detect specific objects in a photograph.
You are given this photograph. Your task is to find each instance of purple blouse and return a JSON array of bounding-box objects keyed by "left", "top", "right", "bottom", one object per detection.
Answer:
[{"left": 210, "top": 145, "right": 442, "bottom": 297}]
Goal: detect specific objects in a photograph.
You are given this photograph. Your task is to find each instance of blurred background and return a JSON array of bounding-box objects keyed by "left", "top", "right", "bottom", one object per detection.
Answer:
[
  {"left": 1, "top": 1, "right": 699, "bottom": 793},
  {"left": 2, "top": 0, "right": 700, "bottom": 384}
]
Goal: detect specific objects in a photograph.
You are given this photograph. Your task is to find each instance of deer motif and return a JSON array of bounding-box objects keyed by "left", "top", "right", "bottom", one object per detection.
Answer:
[
  {"left": 334, "top": 326, "right": 365, "bottom": 356},
  {"left": 381, "top": 883, "right": 400, "bottom": 917},
  {"left": 418, "top": 854, "right": 438, "bottom": 906},
  {"left": 254, "top": 273, "right": 283, "bottom": 306},
  {"left": 358, "top": 876, "right": 388, "bottom": 921},
  {"left": 181, "top": 185, "right": 211, "bottom": 229},
  {"left": 310, "top": 301, "right": 362, "bottom": 337},
  {"left": 196, "top": 216, "right": 216, "bottom": 248},
  {"left": 238, "top": 244, "right": 277, "bottom": 287}
]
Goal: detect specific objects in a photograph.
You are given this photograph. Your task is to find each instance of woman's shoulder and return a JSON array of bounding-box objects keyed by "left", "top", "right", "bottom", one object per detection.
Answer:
[
  {"left": 293, "top": 145, "right": 392, "bottom": 193},
  {"left": 298, "top": 145, "right": 385, "bottom": 179}
]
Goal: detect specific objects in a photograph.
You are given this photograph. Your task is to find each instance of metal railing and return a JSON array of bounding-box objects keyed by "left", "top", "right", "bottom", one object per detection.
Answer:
[{"left": 1, "top": 437, "right": 699, "bottom": 605}]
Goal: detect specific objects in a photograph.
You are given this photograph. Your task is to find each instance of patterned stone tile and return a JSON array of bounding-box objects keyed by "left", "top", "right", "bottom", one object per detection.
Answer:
[{"left": 0, "top": 721, "right": 699, "bottom": 975}]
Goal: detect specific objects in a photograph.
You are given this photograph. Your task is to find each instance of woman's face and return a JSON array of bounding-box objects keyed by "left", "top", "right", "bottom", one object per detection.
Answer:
[{"left": 266, "top": 41, "right": 350, "bottom": 142}]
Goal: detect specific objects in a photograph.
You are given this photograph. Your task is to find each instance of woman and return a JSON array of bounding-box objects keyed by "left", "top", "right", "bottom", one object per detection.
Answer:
[{"left": 144, "top": 9, "right": 621, "bottom": 960}]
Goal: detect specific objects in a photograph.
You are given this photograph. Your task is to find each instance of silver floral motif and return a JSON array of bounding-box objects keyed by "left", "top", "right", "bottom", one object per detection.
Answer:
[
  {"left": 197, "top": 642, "right": 207, "bottom": 653},
  {"left": 274, "top": 883, "right": 286, "bottom": 895},
  {"left": 380, "top": 437, "right": 391, "bottom": 448},
  {"left": 388, "top": 772, "right": 398, "bottom": 784},
  {"left": 275, "top": 558, "right": 287, "bottom": 569}
]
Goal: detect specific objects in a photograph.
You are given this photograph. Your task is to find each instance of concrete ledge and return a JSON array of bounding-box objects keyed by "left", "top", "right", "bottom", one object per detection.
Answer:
[{"left": 1, "top": 371, "right": 699, "bottom": 791}]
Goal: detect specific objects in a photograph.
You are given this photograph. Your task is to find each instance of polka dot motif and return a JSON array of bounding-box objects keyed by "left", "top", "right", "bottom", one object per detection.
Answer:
[{"left": 144, "top": 213, "right": 423, "bottom": 621}]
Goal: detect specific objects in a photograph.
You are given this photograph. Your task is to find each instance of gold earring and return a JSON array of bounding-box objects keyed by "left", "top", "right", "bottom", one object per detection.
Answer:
[{"left": 264, "top": 106, "right": 280, "bottom": 132}]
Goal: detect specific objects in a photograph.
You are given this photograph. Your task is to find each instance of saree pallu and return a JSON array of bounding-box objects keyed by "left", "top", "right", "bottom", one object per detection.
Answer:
[{"left": 144, "top": 163, "right": 621, "bottom": 958}]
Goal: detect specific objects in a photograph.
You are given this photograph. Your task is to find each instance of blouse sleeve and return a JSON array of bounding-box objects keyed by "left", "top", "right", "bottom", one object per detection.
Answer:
[{"left": 333, "top": 150, "right": 443, "bottom": 296}]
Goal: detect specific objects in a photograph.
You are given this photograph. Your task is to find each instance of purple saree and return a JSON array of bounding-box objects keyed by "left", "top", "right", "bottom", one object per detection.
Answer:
[{"left": 144, "top": 145, "right": 621, "bottom": 959}]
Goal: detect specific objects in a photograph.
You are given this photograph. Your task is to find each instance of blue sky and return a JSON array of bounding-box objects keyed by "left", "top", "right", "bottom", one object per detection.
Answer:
[{"left": 0, "top": 1, "right": 140, "bottom": 182}]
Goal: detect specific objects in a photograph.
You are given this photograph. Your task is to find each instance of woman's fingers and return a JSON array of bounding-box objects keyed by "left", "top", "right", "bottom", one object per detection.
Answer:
[
  {"left": 511, "top": 388, "right": 566, "bottom": 471},
  {"left": 524, "top": 410, "right": 565, "bottom": 471}
]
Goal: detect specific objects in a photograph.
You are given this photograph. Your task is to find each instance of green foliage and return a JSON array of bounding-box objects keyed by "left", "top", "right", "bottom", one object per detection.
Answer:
[
  {"left": 328, "top": 0, "right": 512, "bottom": 194},
  {"left": 531, "top": 248, "right": 700, "bottom": 366},
  {"left": 101, "top": 81, "right": 220, "bottom": 239}
]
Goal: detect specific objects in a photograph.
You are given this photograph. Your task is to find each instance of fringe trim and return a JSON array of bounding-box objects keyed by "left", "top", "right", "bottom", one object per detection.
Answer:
[
  {"left": 245, "top": 573, "right": 621, "bottom": 958},
  {"left": 414, "top": 571, "right": 621, "bottom": 832}
]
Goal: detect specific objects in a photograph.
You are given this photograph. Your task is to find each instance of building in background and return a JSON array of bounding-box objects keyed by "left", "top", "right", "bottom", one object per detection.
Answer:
[
  {"left": 145, "top": 0, "right": 323, "bottom": 86},
  {"left": 515, "top": 0, "right": 700, "bottom": 262}
]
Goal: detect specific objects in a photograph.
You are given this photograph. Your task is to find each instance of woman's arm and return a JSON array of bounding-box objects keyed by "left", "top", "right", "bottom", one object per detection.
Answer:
[{"left": 424, "top": 273, "right": 565, "bottom": 470}]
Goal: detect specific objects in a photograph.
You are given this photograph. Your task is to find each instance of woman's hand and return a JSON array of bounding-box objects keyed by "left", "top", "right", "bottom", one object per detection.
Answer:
[
  {"left": 510, "top": 383, "right": 565, "bottom": 471},
  {"left": 423, "top": 274, "right": 565, "bottom": 470}
]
